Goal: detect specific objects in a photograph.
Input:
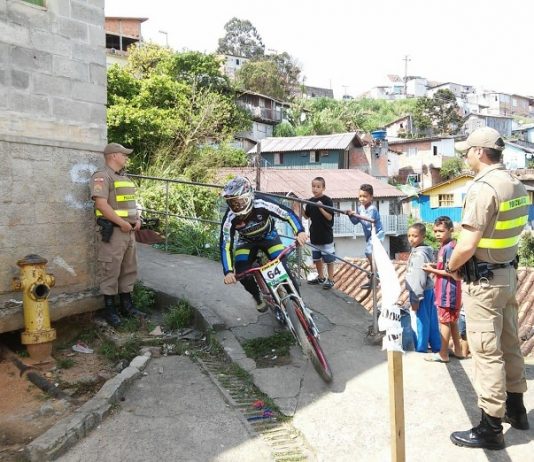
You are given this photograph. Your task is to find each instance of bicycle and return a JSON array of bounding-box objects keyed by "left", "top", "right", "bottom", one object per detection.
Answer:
[{"left": 236, "top": 242, "right": 333, "bottom": 383}]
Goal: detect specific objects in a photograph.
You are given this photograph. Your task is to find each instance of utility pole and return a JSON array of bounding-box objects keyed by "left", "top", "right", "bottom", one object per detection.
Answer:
[
  {"left": 403, "top": 55, "right": 411, "bottom": 96},
  {"left": 342, "top": 85, "right": 349, "bottom": 98}
]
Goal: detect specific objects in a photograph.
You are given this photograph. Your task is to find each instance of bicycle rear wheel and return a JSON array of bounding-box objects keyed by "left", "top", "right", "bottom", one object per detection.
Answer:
[{"left": 285, "top": 298, "right": 333, "bottom": 383}]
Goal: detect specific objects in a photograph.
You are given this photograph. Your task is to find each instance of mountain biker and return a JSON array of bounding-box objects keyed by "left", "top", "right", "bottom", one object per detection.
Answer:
[{"left": 219, "top": 176, "right": 308, "bottom": 312}]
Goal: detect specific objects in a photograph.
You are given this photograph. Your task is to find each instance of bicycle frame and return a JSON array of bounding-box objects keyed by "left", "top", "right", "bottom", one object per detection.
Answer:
[{"left": 237, "top": 243, "right": 319, "bottom": 347}]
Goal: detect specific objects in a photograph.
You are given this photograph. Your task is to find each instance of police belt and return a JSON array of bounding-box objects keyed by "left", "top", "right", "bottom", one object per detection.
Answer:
[
  {"left": 461, "top": 256, "right": 516, "bottom": 283},
  {"left": 481, "top": 261, "right": 514, "bottom": 271}
]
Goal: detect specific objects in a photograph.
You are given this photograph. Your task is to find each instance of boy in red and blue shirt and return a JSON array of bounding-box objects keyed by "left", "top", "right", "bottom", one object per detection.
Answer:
[{"left": 423, "top": 216, "right": 463, "bottom": 362}]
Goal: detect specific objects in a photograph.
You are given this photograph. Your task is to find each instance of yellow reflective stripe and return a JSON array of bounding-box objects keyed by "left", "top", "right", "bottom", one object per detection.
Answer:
[
  {"left": 478, "top": 235, "right": 521, "bottom": 249},
  {"left": 499, "top": 195, "right": 529, "bottom": 212},
  {"left": 116, "top": 194, "right": 136, "bottom": 202},
  {"left": 114, "top": 180, "right": 135, "bottom": 188},
  {"left": 267, "top": 244, "right": 285, "bottom": 254},
  {"left": 495, "top": 215, "right": 528, "bottom": 230},
  {"left": 235, "top": 249, "right": 250, "bottom": 257},
  {"left": 95, "top": 209, "right": 129, "bottom": 217}
]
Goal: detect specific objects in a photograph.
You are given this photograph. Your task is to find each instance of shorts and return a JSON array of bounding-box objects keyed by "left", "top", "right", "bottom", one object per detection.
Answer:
[
  {"left": 364, "top": 230, "right": 385, "bottom": 257},
  {"left": 437, "top": 306, "right": 460, "bottom": 324},
  {"left": 311, "top": 242, "right": 335, "bottom": 264}
]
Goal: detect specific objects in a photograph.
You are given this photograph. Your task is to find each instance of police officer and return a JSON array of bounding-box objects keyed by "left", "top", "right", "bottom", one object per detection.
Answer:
[
  {"left": 90, "top": 143, "right": 144, "bottom": 326},
  {"left": 447, "top": 127, "right": 529, "bottom": 449}
]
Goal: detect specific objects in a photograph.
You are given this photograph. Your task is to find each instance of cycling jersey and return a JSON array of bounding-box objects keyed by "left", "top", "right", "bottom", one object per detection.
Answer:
[{"left": 220, "top": 196, "right": 304, "bottom": 275}]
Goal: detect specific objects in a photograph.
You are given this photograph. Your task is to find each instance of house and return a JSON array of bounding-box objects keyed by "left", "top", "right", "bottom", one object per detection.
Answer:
[
  {"left": 218, "top": 168, "right": 406, "bottom": 259},
  {"left": 388, "top": 136, "right": 456, "bottom": 189},
  {"left": 411, "top": 174, "right": 474, "bottom": 223},
  {"left": 502, "top": 141, "right": 534, "bottom": 170},
  {"left": 510, "top": 169, "right": 534, "bottom": 227},
  {"left": 384, "top": 115, "right": 413, "bottom": 138},
  {"left": 105, "top": 17, "right": 146, "bottom": 67},
  {"left": 1, "top": 0, "right": 107, "bottom": 333},
  {"left": 426, "top": 82, "right": 475, "bottom": 100},
  {"left": 512, "top": 123, "right": 534, "bottom": 148},
  {"left": 219, "top": 54, "right": 249, "bottom": 80},
  {"left": 298, "top": 85, "right": 334, "bottom": 99},
  {"left": 463, "top": 113, "right": 513, "bottom": 137},
  {"left": 248, "top": 132, "right": 389, "bottom": 179},
  {"left": 235, "top": 90, "right": 290, "bottom": 152}
]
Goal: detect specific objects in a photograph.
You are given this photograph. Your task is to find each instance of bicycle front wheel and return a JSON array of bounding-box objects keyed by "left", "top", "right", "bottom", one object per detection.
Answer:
[{"left": 285, "top": 299, "right": 333, "bottom": 383}]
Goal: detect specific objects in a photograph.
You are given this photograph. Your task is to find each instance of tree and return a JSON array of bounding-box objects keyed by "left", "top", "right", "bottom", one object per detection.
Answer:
[
  {"left": 413, "top": 89, "right": 463, "bottom": 136},
  {"left": 107, "top": 44, "right": 251, "bottom": 172},
  {"left": 440, "top": 156, "right": 464, "bottom": 180},
  {"left": 217, "top": 17, "right": 265, "bottom": 58}
]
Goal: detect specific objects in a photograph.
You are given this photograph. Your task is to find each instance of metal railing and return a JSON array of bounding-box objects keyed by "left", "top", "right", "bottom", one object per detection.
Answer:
[{"left": 333, "top": 214, "right": 408, "bottom": 236}]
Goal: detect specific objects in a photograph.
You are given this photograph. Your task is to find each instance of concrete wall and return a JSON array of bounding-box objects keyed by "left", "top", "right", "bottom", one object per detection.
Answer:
[{"left": 0, "top": 0, "right": 107, "bottom": 333}]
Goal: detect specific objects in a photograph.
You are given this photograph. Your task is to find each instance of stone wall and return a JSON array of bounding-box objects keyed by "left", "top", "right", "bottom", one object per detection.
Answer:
[{"left": 0, "top": 0, "right": 107, "bottom": 333}]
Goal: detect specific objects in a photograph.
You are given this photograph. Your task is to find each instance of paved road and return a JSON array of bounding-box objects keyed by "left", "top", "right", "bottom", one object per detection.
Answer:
[{"left": 61, "top": 244, "right": 534, "bottom": 461}]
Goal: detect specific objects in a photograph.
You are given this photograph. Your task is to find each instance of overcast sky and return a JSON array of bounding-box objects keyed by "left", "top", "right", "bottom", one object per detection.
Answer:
[{"left": 105, "top": 0, "right": 533, "bottom": 99}]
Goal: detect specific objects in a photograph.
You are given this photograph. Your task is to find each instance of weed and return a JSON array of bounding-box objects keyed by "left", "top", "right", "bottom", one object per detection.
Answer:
[
  {"left": 242, "top": 331, "right": 295, "bottom": 360},
  {"left": 77, "top": 327, "right": 99, "bottom": 344},
  {"left": 17, "top": 349, "right": 29, "bottom": 358},
  {"left": 133, "top": 282, "right": 156, "bottom": 313},
  {"left": 99, "top": 336, "right": 141, "bottom": 363},
  {"left": 163, "top": 299, "right": 195, "bottom": 330},
  {"left": 118, "top": 317, "right": 141, "bottom": 333},
  {"left": 56, "top": 358, "right": 75, "bottom": 369}
]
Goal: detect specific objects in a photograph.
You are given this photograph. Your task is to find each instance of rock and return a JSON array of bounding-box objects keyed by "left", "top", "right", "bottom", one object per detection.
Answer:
[
  {"left": 39, "top": 402, "right": 55, "bottom": 417},
  {"left": 77, "top": 375, "right": 98, "bottom": 386},
  {"left": 115, "top": 359, "right": 129, "bottom": 372},
  {"left": 149, "top": 325, "right": 163, "bottom": 336}
]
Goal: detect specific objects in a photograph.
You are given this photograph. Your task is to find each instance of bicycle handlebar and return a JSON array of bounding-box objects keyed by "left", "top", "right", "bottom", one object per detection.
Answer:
[{"left": 235, "top": 242, "right": 297, "bottom": 281}]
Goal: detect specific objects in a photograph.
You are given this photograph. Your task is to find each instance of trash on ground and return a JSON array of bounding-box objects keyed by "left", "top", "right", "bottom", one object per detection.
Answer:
[{"left": 71, "top": 342, "right": 93, "bottom": 354}]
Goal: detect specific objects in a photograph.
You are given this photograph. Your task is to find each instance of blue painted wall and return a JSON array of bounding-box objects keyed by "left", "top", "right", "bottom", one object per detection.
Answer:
[
  {"left": 262, "top": 149, "right": 342, "bottom": 169},
  {"left": 529, "top": 205, "right": 534, "bottom": 222},
  {"left": 417, "top": 195, "right": 463, "bottom": 223}
]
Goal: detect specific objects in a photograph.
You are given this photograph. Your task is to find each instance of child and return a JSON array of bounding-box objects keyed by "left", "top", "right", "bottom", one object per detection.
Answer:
[
  {"left": 346, "top": 184, "right": 385, "bottom": 289},
  {"left": 423, "top": 216, "right": 463, "bottom": 362},
  {"left": 457, "top": 305, "right": 470, "bottom": 358},
  {"left": 304, "top": 177, "right": 336, "bottom": 289},
  {"left": 405, "top": 223, "right": 441, "bottom": 354}
]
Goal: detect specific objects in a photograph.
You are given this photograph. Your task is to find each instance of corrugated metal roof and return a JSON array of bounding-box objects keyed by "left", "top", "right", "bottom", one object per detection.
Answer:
[
  {"left": 218, "top": 168, "right": 405, "bottom": 199},
  {"left": 248, "top": 132, "right": 363, "bottom": 154},
  {"left": 332, "top": 260, "right": 534, "bottom": 358}
]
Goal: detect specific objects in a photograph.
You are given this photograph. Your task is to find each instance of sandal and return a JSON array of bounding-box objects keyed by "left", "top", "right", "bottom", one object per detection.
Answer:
[
  {"left": 424, "top": 353, "right": 449, "bottom": 363},
  {"left": 449, "top": 351, "right": 466, "bottom": 360}
]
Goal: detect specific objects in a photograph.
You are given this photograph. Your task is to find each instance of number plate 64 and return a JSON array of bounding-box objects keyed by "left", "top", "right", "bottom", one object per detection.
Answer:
[{"left": 260, "top": 260, "right": 289, "bottom": 287}]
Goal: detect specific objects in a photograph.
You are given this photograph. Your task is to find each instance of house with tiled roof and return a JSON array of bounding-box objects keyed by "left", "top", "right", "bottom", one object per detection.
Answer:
[
  {"left": 219, "top": 167, "right": 406, "bottom": 258},
  {"left": 248, "top": 132, "right": 389, "bottom": 180},
  {"left": 333, "top": 259, "right": 534, "bottom": 358}
]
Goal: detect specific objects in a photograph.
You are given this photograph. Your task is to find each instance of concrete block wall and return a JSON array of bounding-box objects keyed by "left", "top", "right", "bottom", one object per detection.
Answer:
[{"left": 0, "top": 0, "right": 107, "bottom": 333}]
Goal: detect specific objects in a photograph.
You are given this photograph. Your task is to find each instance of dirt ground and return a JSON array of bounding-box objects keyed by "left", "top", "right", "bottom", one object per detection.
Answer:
[{"left": 0, "top": 315, "right": 116, "bottom": 461}]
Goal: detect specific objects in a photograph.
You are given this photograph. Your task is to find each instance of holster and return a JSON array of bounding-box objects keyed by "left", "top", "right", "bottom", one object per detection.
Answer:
[
  {"left": 460, "top": 256, "right": 493, "bottom": 283},
  {"left": 96, "top": 217, "right": 114, "bottom": 243}
]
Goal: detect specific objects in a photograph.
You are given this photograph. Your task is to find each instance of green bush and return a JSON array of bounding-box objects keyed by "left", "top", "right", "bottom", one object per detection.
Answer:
[
  {"left": 132, "top": 282, "right": 156, "bottom": 313},
  {"left": 99, "top": 336, "right": 141, "bottom": 363},
  {"left": 163, "top": 300, "right": 195, "bottom": 330},
  {"left": 518, "top": 231, "right": 534, "bottom": 267},
  {"left": 242, "top": 332, "right": 295, "bottom": 360},
  {"left": 160, "top": 220, "right": 220, "bottom": 261}
]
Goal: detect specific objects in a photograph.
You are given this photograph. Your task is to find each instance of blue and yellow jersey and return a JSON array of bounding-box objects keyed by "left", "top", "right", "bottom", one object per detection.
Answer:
[{"left": 219, "top": 197, "right": 304, "bottom": 275}]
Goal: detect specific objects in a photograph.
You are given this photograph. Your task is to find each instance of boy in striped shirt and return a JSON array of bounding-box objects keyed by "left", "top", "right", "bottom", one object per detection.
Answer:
[{"left": 423, "top": 216, "right": 463, "bottom": 362}]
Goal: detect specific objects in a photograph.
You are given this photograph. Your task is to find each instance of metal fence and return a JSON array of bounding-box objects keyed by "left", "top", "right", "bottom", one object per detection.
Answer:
[{"left": 333, "top": 214, "right": 409, "bottom": 236}]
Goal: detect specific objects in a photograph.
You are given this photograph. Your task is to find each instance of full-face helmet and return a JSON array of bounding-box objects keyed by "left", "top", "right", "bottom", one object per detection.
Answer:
[{"left": 222, "top": 176, "right": 254, "bottom": 216}]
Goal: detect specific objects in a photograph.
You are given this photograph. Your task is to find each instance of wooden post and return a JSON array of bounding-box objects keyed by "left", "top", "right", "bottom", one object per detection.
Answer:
[
  {"left": 388, "top": 350, "right": 405, "bottom": 462},
  {"left": 255, "top": 140, "right": 261, "bottom": 191}
]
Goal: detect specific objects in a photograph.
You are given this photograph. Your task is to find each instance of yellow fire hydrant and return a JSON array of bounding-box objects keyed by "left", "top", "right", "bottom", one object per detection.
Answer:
[{"left": 12, "top": 254, "right": 56, "bottom": 362}]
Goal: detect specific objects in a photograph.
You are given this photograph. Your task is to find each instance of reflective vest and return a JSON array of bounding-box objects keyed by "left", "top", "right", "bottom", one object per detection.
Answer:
[
  {"left": 95, "top": 179, "right": 138, "bottom": 224},
  {"left": 470, "top": 167, "right": 529, "bottom": 263}
]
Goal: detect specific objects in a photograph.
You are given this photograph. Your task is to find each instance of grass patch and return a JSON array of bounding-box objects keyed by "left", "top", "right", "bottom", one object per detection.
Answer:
[
  {"left": 242, "top": 331, "right": 295, "bottom": 360},
  {"left": 133, "top": 281, "right": 156, "bottom": 313},
  {"left": 98, "top": 336, "right": 141, "bottom": 363},
  {"left": 56, "top": 358, "right": 75, "bottom": 369},
  {"left": 77, "top": 327, "right": 99, "bottom": 344},
  {"left": 163, "top": 299, "right": 195, "bottom": 330}
]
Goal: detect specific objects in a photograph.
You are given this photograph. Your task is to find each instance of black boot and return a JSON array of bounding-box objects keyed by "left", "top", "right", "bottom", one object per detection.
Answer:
[
  {"left": 503, "top": 392, "right": 529, "bottom": 430},
  {"left": 119, "top": 293, "right": 145, "bottom": 318},
  {"left": 450, "top": 409, "right": 504, "bottom": 450},
  {"left": 102, "top": 295, "right": 121, "bottom": 327}
]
